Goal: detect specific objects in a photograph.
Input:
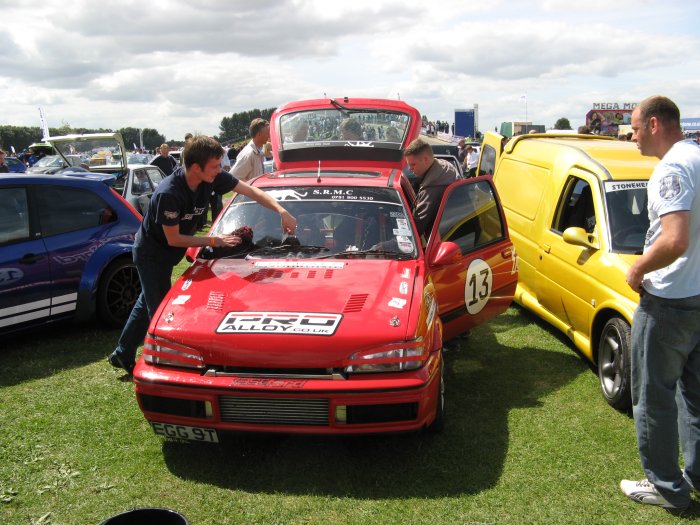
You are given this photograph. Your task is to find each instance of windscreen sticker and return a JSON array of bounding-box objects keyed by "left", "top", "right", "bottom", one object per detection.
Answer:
[
  {"left": 393, "top": 228, "right": 413, "bottom": 236},
  {"left": 465, "top": 259, "right": 492, "bottom": 315},
  {"left": 395, "top": 218, "right": 409, "bottom": 230},
  {"left": 605, "top": 181, "right": 648, "bottom": 192},
  {"left": 390, "top": 211, "right": 405, "bottom": 218},
  {"left": 388, "top": 298, "right": 407, "bottom": 309},
  {"left": 216, "top": 312, "right": 343, "bottom": 335},
  {"left": 254, "top": 261, "right": 345, "bottom": 269},
  {"left": 397, "top": 236, "right": 414, "bottom": 253}
]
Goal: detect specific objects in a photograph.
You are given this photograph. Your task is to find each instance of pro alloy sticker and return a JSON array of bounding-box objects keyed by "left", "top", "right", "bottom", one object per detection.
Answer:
[{"left": 216, "top": 312, "right": 343, "bottom": 335}]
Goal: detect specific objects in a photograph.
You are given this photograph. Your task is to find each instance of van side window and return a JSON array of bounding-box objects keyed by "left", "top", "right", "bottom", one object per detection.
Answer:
[
  {"left": 438, "top": 180, "right": 505, "bottom": 253},
  {"left": 554, "top": 177, "right": 596, "bottom": 234},
  {"left": 479, "top": 145, "right": 496, "bottom": 176}
]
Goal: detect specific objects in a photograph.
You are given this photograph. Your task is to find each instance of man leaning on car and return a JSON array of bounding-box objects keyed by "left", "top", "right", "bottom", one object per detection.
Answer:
[{"left": 108, "top": 136, "right": 297, "bottom": 376}]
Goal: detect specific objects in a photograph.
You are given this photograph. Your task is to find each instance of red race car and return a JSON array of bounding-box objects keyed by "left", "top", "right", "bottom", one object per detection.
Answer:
[{"left": 134, "top": 98, "right": 517, "bottom": 440}]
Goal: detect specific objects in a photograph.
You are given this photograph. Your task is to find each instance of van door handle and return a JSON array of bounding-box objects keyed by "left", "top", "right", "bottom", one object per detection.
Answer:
[{"left": 541, "top": 244, "right": 551, "bottom": 254}]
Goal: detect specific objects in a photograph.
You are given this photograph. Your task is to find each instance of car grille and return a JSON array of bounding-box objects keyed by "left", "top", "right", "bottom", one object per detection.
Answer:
[{"left": 219, "top": 396, "right": 329, "bottom": 426}]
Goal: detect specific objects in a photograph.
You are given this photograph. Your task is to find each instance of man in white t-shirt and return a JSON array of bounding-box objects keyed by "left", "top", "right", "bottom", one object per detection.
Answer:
[
  {"left": 620, "top": 96, "right": 700, "bottom": 512},
  {"left": 229, "top": 118, "right": 268, "bottom": 182}
]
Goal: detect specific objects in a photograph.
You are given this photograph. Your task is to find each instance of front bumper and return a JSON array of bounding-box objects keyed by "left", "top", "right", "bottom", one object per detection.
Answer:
[{"left": 133, "top": 352, "right": 441, "bottom": 435}]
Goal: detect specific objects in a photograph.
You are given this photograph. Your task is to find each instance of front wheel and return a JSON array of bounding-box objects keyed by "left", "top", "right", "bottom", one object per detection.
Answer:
[
  {"left": 597, "top": 317, "right": 632, "bottom": 411},
  {"left": 426, "top": 357, "right": 445, "bottom": 433},
  {"left": 97, "top": 258, "right": 141, "bottom": 328}
]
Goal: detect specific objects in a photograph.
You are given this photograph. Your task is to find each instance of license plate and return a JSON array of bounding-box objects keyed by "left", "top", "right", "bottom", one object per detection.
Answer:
[{"left": 150, "top": 422, "right": 219, "bottom": 443}]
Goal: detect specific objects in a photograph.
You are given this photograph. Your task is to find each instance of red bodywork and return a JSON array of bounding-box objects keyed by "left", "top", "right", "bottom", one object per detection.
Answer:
[{"left": 134, "top": 98, "right": 517, "bottom": 438}]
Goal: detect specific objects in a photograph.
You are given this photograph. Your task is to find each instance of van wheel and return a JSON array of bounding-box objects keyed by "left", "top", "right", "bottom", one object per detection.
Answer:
[
  {"left": 426, "top": 357, "right": 445, "bottom": 433},
  {"left": 97, "top": 259, "right": 141, "bottom": 328},
  {"left": 597, "top": 317, "right": 632, "bottom": 411}
]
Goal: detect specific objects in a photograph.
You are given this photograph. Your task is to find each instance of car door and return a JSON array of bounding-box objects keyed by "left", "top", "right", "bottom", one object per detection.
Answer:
[
  {"left": 534, "top": 170, "right": 601, "bottom": 335},
  {"left": 0, "top": 185, "right": 53, "bottom": 333},
  {"left": 33, "top": 184, "right": 118, "bottom": 321},
  {"left": 426, "top": 177, "right": 517, "bottom": 340}
]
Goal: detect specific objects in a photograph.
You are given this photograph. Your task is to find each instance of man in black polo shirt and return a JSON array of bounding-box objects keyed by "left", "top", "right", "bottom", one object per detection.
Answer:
[
  {"left": 149, "top": 143, "right": 178, "bottom": 175},
  {"left": 108, "top": 135, "right": 297, "bottom": 375}
]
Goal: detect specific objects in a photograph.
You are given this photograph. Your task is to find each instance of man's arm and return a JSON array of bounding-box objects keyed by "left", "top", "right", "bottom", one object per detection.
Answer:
[
  {"left": 235, "top": 180, "right": 297, "bottom": 234},
  {"left": 626, "top": 210, "right": 690, "bottom": 292}
]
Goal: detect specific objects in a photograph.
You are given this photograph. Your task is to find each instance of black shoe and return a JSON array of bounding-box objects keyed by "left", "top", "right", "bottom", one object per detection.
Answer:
[
  {"left": 442, "top": 338, "right": 460, "bottom": 353},
  {"left": 108, "top": 351, "right": 134, "bottom": 375}
]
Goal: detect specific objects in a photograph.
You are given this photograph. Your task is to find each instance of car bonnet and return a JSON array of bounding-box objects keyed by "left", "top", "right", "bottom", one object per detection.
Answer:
[{"left": 150, "top": 257, "right": 419, "bottom": 368}]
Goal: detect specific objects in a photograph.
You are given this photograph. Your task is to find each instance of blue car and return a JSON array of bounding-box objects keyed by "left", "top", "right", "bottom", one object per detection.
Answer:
[
  {"left": 0, "top": 174, "right": 142, "bottom": 335},
  {"left": 5, "top": 156, "right": 27, "bottom": 173}
]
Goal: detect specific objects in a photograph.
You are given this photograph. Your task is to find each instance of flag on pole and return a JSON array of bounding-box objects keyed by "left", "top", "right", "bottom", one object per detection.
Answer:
[
  {"left": 519, "top": 94, "right": 527, "bottom": 103},
  {"left": 38, "top": 107, "right": 50, "bottom": 140}
]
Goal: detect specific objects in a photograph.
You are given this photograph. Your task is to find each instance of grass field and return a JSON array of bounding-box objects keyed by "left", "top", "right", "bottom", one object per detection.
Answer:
[{"left": 2, "top": 299, "right": 699, "bottom": 524}]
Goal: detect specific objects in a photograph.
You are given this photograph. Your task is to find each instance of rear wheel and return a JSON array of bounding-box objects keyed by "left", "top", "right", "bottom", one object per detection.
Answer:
[
  {"left": 597, "top": 317, "right": 632, "bottom": 411},
  {"left": 97, "top": 258, "right": 141, "bottom": 328}
]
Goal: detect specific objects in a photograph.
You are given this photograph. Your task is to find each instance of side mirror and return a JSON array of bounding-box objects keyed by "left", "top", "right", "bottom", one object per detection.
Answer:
[
  {"left": 430, "top": 241, "right": 461, "bottom": 266},
  {"left": 563, "top": 227, "right": 597, "bottom": 249}
]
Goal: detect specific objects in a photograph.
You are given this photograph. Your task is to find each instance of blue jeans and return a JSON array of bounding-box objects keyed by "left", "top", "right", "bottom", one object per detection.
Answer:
[
  {"left": 631, "top": 291, "right": 700, "bottom": 507},
  {"left": 112, "top": 233, "right": 179, "bottom": 365}
]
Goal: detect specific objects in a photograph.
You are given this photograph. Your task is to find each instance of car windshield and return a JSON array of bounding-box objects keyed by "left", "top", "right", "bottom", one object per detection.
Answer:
[
  {"left": 603, "top": 180, "right": 649, "bottom": 254},
  {"left": 128, "top": 154, "right": 153, "bottom": 165},
  {"left": 35, "top": 155, "right": 63, "bottom": 167},
  {"left": 207, "top": 185, "right": 416, "bottom": 260}
]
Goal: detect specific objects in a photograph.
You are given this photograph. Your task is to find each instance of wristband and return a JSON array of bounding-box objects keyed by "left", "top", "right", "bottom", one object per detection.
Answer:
[{"left": 210, "top": 236, "right": 215, "bottom": 247}]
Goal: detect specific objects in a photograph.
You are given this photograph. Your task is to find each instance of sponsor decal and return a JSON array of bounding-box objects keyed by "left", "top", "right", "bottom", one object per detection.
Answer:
[
  {"left": 388, "top": 297, "right": 407, "bottom": 309},
  {"left": 172, "top": 295, "right": 190, "bottom": 305},
  {"left": 605, "top": 181, "right": 648, "bottom": 193},
  {"left": 465, "top": 259, "right": 492, "bottom": 315},
  {"left": 164, "top": 210, "right": 179, "bottom": 220},
  {"left": 254, "top": 261, "right": 344, "bottom": 269},
  {"left": 0, "top": 268, "right": 24, "bottom": 287},
  {"left": 344, "top": 141, "right": 374, "bottom": 148},
  {"left": 267, "top": 189, "right": 308, "bottom": 201},
  {"left": 401, "top": 268, "right": 411, "bottom": 279},
  {"left": 181, "top": 279, "right": 192, "bottom": 291},
  {"left": 399, "top": 281, "right": 409, "bottom": 295},
  {"left": 230, "top": 377, "right": 308, "bottom": 389},
  {"left": 217, "top": 312, "right": 343, "bottom": 335},
  {"left": 659, "top": 175, "right": 682, "bottom": 200}
]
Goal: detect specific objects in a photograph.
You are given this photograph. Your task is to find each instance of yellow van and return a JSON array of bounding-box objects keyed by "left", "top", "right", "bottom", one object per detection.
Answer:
[{"left": 478, "top": 132, "right": 658, "bottom": 410}]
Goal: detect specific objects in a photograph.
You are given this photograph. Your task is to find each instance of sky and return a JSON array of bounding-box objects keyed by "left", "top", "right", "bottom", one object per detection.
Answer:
[{"left": 2, "top": 0, "right": 700, "bottom": 142}]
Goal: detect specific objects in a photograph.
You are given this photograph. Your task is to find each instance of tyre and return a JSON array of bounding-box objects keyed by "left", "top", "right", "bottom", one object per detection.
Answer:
[
  {"left": 97, "top": 258, "right": 141, "bottom": 328},
  {"left": 426, "top": 357, "right": 445, "bottom": 433},
  {"left": 597, "top": 317, "right": 632, "bottom": 411}
]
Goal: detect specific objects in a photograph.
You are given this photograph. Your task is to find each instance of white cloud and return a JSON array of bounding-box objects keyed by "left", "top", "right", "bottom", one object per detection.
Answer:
[{"left": 2, "top": 0, "right": 699, "bottom": 140}]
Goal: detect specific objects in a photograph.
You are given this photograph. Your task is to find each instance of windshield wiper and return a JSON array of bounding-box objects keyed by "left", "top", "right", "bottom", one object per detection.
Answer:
[
  {"left": 247, "top": 244, "right": 329, "bottom": 256},
  {"left": 319, "top": 248, "right": 413, "bottom": 260}
]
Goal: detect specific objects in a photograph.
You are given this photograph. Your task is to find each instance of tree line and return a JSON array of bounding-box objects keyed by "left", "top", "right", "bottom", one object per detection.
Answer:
[{"left": 1, "top": 107, "right": 277, "bottom": 155}]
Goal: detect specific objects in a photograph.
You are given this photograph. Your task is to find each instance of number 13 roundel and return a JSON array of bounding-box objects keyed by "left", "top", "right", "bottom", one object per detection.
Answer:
[{"left": 465, "top": 259, "right": 492, "bottom": 315}]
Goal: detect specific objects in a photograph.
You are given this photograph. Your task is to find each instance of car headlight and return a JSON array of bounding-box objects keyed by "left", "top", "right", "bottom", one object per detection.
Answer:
[
  {"left": 143, "top": 334, "right": 205, "bottom": 370},
  {"left": 345, "top": 340, "right": 426, "bottom": 373}
]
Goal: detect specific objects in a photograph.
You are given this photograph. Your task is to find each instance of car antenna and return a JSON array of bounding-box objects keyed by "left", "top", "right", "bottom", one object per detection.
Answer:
[{"left": 317, "top": 160, "right": 322, "bottom": 183}]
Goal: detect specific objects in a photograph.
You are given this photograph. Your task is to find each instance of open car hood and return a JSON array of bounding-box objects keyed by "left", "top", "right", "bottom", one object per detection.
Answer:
[
  {"left": 151, "top": 257, "right": 420, "bottom": 369},
  {"left": 48, "top": 132, "right": 127, "bottom": 177},
  {"left": 270, "top": 98, "right": 422, "bottom": 172}
]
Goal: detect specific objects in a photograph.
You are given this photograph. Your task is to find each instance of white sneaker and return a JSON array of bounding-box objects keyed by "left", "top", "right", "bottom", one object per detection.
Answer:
[{"left": 620, "top": 479, "right": 687, "bottom": 511}]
